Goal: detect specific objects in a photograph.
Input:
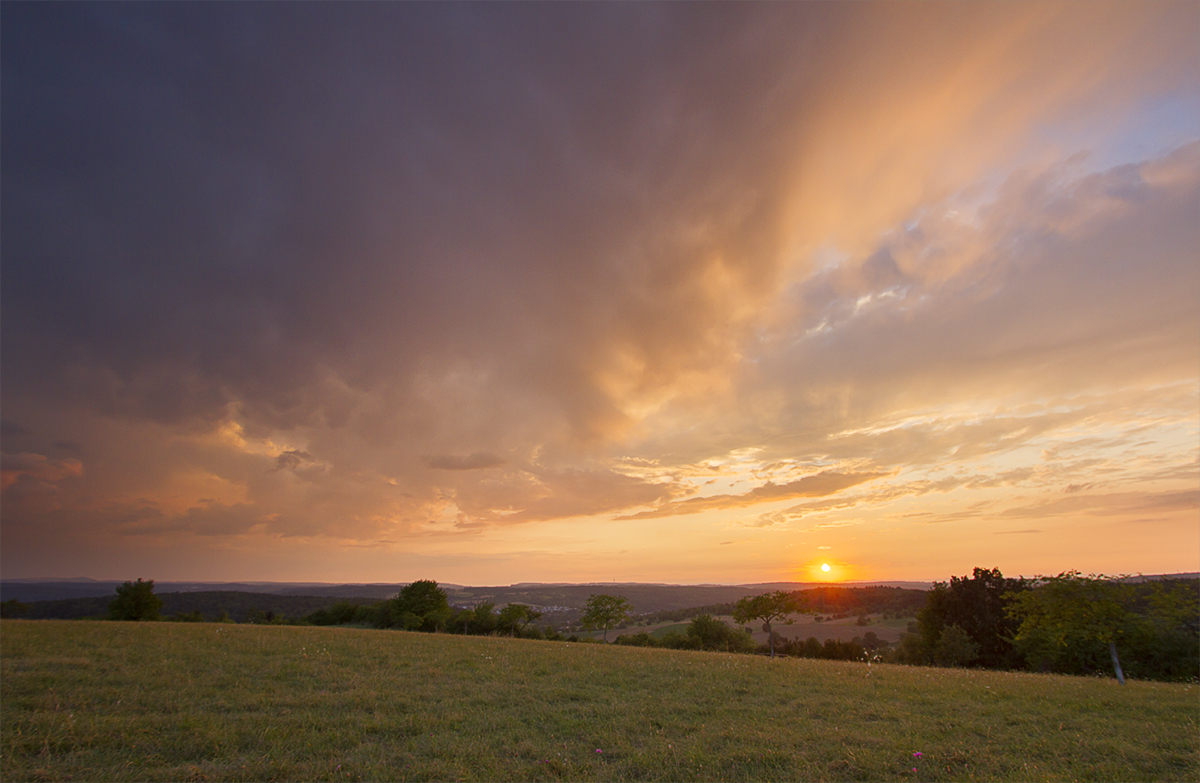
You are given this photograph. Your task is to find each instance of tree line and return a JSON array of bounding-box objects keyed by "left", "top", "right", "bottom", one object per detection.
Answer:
[
  {"left": 611, "top": 570, "right": 1197, "bottom": 680},
  {"left": 0, "top": 589, "right": 382, "bottom": 624},
  {"left": 10, "top": 569, "right": 1194, "bottom": 682}
]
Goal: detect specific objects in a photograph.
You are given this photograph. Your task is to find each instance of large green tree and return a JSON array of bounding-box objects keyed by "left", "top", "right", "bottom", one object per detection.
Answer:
[
  {"left": 917, "top": 567, "right": 1026, "bottom": 668},
  {"left": 733, "top": 591, "right": 802, "bottom": 658},
  {"left": 580, "top": 594, "right": 633, "bottom": 642},
  {"left": 392, "top": 579, "right": 452, "bottom": 632},
  {"left": 108, "top": 578, "right": 162, "bottom": 621}
]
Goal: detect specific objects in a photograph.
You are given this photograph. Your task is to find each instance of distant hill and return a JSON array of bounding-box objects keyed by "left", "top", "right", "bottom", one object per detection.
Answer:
[
  {"left": 0, "top": 581, "right": 404, "bottom": 603},
  {"left": 1, "top": 581, "right": 127, "bottom": 602},
  {"left": 1, "top": 581, "right": 817, "bottom": 616},
  {"left": 3, "top": 579, "right": 925, "bottom": 605},
  {"left": 5, "top": 573, "right": 1193, "bottom": 610}
]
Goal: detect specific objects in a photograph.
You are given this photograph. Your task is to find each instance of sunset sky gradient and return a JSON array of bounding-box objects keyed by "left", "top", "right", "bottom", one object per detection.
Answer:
[{"left": 3, "top": 2, "right": 1197, "bottom": 585}]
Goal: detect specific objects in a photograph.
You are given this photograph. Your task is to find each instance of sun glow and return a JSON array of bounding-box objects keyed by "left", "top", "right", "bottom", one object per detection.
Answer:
[{"left": 802, "top": 560, "right": 846, "bottom": 582}]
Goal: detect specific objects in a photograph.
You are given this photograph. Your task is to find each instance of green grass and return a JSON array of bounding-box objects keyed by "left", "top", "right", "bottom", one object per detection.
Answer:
[
  {"left": 645, "top": 622, "right": 690, "bottom": 639},
  {"left": 2, "top": 620, "right": 1197, "bottom": 782}
]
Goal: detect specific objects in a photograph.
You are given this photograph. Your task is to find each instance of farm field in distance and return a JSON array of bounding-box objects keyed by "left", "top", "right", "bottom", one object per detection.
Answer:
[
  {"left": 585, "top": 613, "right": 909, "bottom": 645},
  {"left": 2, "top": 620, "right": 1197, "bottom": 782}
]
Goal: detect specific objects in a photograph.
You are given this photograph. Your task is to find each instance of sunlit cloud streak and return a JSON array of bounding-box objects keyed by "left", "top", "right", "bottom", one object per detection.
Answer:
[{"left": 619, "top": 472, "right": 888, "bottom": 521}]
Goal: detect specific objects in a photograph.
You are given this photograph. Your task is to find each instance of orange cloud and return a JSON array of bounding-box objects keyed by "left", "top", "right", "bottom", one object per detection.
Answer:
[
  {"left": 618, "top": 471, "right": 887, "bottom": 520},
  {"left": 0, "top": 452, "right": 83, "bottom": 492}
]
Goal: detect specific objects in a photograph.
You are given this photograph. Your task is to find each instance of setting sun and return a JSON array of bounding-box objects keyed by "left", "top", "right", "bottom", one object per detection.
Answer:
[{"left": 821, "top": 563, "right": 831, "bottom": 572}]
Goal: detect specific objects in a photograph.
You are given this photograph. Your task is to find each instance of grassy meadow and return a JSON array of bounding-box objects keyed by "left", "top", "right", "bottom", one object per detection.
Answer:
[{"left": 2, "top": 620, "right": 1197, "bottom": 782}]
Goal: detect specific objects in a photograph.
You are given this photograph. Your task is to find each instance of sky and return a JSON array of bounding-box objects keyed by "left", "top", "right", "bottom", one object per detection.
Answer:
[{"left": 2, "top": 2, "right": 1198, "bottom": 586}]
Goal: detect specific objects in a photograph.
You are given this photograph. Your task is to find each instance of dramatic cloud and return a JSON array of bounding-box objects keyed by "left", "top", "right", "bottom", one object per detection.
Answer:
[{"left": 2, "top": 2, "right": 1196, "bottom": 583}]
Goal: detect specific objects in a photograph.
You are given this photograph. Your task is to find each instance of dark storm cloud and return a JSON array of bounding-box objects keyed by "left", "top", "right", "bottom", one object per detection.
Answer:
[{"left": 0, "top": 2, "right": 828, "bottom": 438}]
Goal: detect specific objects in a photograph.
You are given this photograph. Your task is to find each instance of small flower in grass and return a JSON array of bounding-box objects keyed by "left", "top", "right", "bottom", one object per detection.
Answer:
[
  {"left": 913, "top": 751, "right": 922, "bottom": 758},
  {"left": 595, "top": 749, "right": 603, "bottom": 754}
]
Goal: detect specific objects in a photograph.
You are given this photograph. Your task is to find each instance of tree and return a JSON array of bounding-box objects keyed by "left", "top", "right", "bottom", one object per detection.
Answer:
[
  {"left": 733, "top": 591, "right": 802, "bottom": 658},
  {"left": 580, "top": 594, "right": 633, "bottom": 642},
  {"left": 1005, "top": 571, "right": 1143, "bottom": 683},
  {"left": 497, "top": 603, "right": 541, "bottom": 637},
  {"left": 445, "top": 607, "right": 474, "bottom": 635},
  {"left": 108, "top": 578, "right": 162, "bottom": 621},
  {"left": 469, "top": 601, "right": 498, "bottom": 635},
  {"left": 860, "top": 631, "right": 886, "bottom": 652},
  {"left": 933, "top": 624, "right": 979, "bottom": 667},
  {"left": 918, "top": 567, "right": 1026, "bottom": 669},
  {"left": 392, "top": 580, "right": 451, "bottom": 632}
]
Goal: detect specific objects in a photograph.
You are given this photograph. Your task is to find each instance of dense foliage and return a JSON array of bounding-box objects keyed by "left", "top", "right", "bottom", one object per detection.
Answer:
[
  {"left": 913, "top": 567, "right": 1027, "bottom": 669},
  {"left": 903, "top": 568, "right": 1199, "bottom": 681},
  {"left": 1006, "top": 572, "right": 1199, "bottom": 681},
  {"left": 107, "top": 579, "right": 162, "bottom": 622}
]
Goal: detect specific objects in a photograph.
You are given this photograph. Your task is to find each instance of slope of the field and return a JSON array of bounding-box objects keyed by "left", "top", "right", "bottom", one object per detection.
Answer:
[{"left": 2, "top": 620, "right": 1196, "bottom": 782}]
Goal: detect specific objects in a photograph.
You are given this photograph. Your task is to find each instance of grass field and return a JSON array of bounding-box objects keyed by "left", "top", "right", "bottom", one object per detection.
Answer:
[
  {"left": 2, "top": 620, "right": 1197, "bottom": 782},
  {"left": 646, "top": 622, "right": 690, "bottom": 639}
]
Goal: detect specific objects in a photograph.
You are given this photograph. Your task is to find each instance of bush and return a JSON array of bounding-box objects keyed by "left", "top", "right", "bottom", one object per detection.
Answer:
[
  {"left": 307, "top": 601, "right": 363, "bottom": 626},
  {"left": 615, "top": 632, "right": 656, "bottom": 647},
  {"left": 687, "top": 615, "right": 756, "bottom": 653},
  {"left": 891, "top": 633, "right": 930, "bottom": 665}
]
